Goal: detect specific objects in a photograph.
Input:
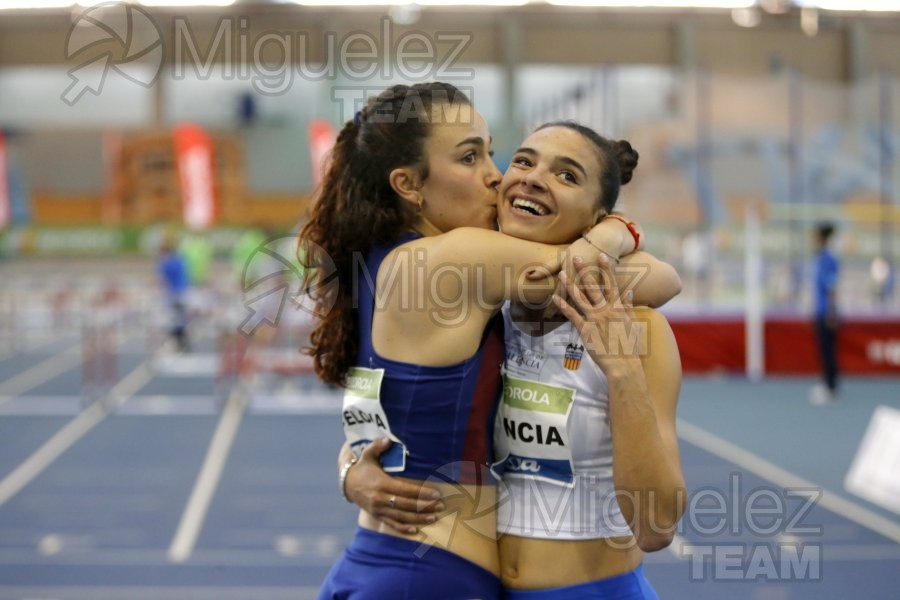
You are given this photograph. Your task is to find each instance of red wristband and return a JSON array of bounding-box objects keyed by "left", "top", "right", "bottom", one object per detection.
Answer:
[{"left": 605, "top": 215, "right": 641, "bottom": 249}]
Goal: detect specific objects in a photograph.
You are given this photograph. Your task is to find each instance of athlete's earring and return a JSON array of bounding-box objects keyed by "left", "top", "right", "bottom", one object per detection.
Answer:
[{"left": 411, "top": 183, "right": 424, "bottom": 212}]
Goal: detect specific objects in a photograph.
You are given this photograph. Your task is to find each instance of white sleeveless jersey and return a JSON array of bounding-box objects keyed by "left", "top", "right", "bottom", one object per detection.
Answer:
[{"left": 492, "top": 303, "right": 632, "bottom": 540}]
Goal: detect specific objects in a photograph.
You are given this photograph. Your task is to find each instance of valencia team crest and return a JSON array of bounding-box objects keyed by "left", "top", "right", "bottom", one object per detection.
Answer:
[{"left": 563, "top": 343, "right": 584, "bottom": 370}]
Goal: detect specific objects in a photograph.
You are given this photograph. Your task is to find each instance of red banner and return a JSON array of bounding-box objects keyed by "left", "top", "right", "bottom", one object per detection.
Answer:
[
  {"left": 308, "top": 119, "right": 337, "bottom": 190},
  {"left": 669, "top": 316, "right": 900, "bottom": 375},
  {"left": 0, "top": 131, "right": 9, "bottom": 228},
  {"left": 668, "top": 318, "right": 746, "bottom": 374},
  {"left": 173, "top": 123, "right": 217, "bottom": 230}
]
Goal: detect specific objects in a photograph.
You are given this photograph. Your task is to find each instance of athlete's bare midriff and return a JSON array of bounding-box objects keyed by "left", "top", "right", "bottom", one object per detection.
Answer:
[
  {"left": 499, "top": 534, "right": 643, "bottom": 590},
  {"left": 359, "top": 480, "right": 500, "bottom": 576}
]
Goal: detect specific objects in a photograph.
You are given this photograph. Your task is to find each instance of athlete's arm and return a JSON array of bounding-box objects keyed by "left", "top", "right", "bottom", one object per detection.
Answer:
[
  {"left": 616, "top": 252, "right": 682, "bottom": 308},
  {"left": 536, "top": 215, "right": 678, "bottom": 313},
  {"left": 621, "top": 307, "right": 686, "bottom": 550},
  {"left": 420, "top": 215, "right": 641, "bottom": 311},
  {"left": 576, "top": 215, "right": 680, "bottom": 308},
  {"left": 553, "top": 258, "right": 686, "bottom": 551}
]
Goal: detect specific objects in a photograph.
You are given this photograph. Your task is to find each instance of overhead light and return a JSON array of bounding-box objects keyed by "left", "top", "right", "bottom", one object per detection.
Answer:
[
  {"left": 139, "top": 0, "right": 236, "bottom": 5},
  {"left": 801, "top": 6, "right": 818, "bottom": 35},
  {"left": 290, "top": 0, "right": 527, "bottom": 4},
  {"left": 759, "top": 0, "right": 789, "bottom": 13},
  {"left": 389, "top": 2, "right": 421, "bottom": 22},
  {"left": 732, "top": 6, "right": 761, "bottom": 25},
  {"left": 286, "top": 0, "right": 404, "bottom": 4},
  {"left": 418, "top": 0, "right": 529, "bottom": 4},
  {"left": 546, "top": 0, "right": 754, "bottom": 7}
]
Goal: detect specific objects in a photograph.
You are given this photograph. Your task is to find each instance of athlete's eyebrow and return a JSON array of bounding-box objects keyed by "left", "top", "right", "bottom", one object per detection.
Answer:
[
  {"left": 556, "top": 156, "right": 587, "bottom": 179},
  {"left": 512, "top": 148, "right": 587, "bottom": 179},
  {"left": 456, "top": 136, "right": 486, "bottom": 148}
]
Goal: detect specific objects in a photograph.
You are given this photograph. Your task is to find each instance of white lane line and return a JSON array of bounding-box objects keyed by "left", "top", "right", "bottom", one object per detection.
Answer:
[
  {"left": 0, "top": 360, "right": 155, "bottom": 508},
  {"left": 0, "top": 343, "right": 83, "bottom": 401},
  {"left": 104, "top": 362, "right": 156, "bottom": 411},
  {"left": 0, "top": 402, "right": 104, "bottom": 507},
  {"left": 677, "top": 418, "right": 900, "bottom": 545},
  {"left": 154, "top": 353, "right": 218, "bottom": 376},
  {"left": 167, "top": 390, "right": 247, "bottom": 563}
]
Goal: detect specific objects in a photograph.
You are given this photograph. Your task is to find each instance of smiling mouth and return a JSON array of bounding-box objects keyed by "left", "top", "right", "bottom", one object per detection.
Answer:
[{"left": 510, "top": 196, "right": 550, "bottom": 216}]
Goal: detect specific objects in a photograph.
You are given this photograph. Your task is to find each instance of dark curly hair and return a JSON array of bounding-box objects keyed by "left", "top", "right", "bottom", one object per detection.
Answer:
[{"left": 299, "top": 83, "right": 472, "bottom": 386}]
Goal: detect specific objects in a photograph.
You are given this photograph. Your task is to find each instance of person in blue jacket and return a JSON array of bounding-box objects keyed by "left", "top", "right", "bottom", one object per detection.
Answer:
[
  {"left": 157, "top": 239, "right": 190, "bottom": 351},
  {"left": 810, "top": 222, "right": 840, "bottom": 405}
]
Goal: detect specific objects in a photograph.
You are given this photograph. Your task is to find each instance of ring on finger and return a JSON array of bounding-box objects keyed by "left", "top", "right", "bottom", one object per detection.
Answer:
[{"left": 388, "top": 495, "right": 396, "bottom": 508}]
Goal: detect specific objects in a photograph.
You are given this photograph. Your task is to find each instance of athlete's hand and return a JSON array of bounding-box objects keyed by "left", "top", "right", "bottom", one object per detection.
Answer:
[
  {"left": 552, "top": 255, "right": 646, "bottom": 379},
  {"left": 344, "top": 438, "right": 445, "bottom": 534}
]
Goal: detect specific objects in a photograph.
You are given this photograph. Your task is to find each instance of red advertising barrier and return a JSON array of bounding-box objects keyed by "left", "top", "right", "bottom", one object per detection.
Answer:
[
  {"left": 668, "top": 318, "right": 745, "bottom": 373},
  {"left": 173, "top": 123, "right": 217, "bottom": 230},
  {"left": 669, "top": 316, "right": 900, "bottom": 375}
]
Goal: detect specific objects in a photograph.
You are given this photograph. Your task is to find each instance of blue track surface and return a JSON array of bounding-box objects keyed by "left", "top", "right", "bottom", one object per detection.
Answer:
[{"left": 0, "top": 328, "right": 898, "bottom": 599}]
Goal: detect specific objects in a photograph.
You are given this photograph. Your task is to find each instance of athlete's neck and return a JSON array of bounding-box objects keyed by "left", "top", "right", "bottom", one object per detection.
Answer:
[{"left": 410, "top": 217, "right": 443, "bottom": 238}]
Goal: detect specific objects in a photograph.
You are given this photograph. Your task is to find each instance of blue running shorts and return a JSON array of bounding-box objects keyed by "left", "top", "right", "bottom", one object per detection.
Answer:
[{"left": 318, "top": 527, "right": 502, "bottom": 600}]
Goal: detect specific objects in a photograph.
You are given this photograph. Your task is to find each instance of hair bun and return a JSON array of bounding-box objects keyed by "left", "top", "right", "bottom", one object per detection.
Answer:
[{"left": 613, "top": 140, "right": 639, "bottom": 185}]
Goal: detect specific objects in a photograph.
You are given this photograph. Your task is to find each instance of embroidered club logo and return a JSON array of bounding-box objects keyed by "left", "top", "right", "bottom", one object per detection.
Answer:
[{"left": 563, "top": 343, "right": 584, "bottom": 370}]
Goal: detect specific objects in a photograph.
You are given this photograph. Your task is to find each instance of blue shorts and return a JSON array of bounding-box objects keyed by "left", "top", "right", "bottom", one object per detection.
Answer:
[
  {"left": 317, "top": 527, "right": 502, "bottom": 600},
  {"left": 503, "top": 565, "right": 658, "bottom": 600}
]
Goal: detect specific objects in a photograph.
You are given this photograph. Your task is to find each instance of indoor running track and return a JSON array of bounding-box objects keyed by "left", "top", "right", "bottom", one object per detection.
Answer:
[{"left": 0, "top": 331, "right": 898, "bottom": 599}]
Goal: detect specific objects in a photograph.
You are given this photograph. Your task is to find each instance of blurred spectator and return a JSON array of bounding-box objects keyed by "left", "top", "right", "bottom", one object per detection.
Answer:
[
  {"left": 158, "top": 240, "right": 190, "bottom": 352},
  {"left": 810, "top": 222, "right": 840, "bottom": 405}
]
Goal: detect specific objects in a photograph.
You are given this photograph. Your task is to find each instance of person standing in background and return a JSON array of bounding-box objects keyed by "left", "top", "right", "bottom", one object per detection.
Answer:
[
  {"left": 158, "top": 239, "right": 191, "bottom": 352},
  {"left": 810, "top": 222, "right": 840, "bottom": 405}
]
